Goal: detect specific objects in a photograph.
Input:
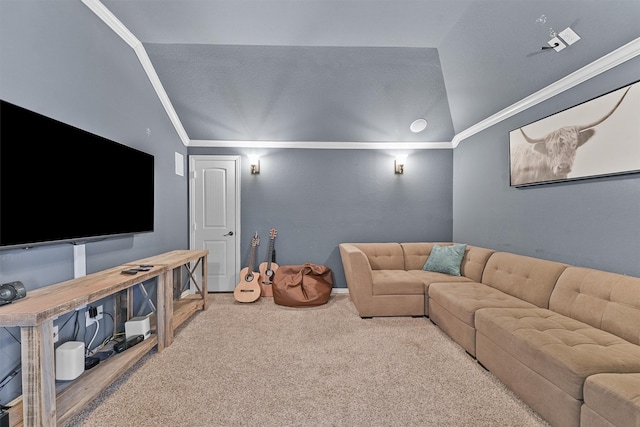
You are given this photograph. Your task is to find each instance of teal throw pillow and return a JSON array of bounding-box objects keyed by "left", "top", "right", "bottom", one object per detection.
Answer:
[{"left": 422, "top": 244, "right": 467, "bottom": 276}]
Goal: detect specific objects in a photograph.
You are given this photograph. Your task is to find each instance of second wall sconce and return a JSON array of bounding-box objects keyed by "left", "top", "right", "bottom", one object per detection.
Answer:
[
  {"left": 395, "top": 155, "right": 406, "bottom": 174},
  {"left": 249, "top": 156, "right": 260, "bottom": 174},
  {"left": 395, "top": 160, "right": 404, "bottom": 174}
]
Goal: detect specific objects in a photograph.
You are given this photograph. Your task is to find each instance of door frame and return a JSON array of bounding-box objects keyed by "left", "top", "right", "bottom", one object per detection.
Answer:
[{"left": 188, "top": 154, "right": 242, "bottom": 291}]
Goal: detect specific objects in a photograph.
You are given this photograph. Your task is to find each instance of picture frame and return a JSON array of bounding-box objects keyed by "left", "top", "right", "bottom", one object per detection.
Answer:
[{"left": 509, "top": 81, "right": 639, "bottom": 187}]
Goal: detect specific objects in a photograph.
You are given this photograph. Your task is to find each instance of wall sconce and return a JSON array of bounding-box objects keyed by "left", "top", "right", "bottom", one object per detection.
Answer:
[
  {"left": 394, "top": 160, "right": 404, "bottom": 174},
  {"left": 250, "top": 158, "right": 260, "bottom": 174},
  {"left": 395, "top": 156, "right": 406, "bottom": 174}
]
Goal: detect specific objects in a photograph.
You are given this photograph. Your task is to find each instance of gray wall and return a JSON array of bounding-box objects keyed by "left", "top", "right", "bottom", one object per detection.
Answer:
[
  {"left": 0, "top": 2, "right": 188, "bottom": 404},
  {"left": 452, "top": 57, "right": 640, "bottom": 277},
  {"left": 1, "top": 0, "right": 638, "bottom": 410},
  {"left": 438, "top": 0, "right": 640, "bottom": 133},
  {"left": 189, "top": 147, "right": 454, "bottom": 286},
  {"left": 1, "top": 3, "right": 454, "bottom": 405}
]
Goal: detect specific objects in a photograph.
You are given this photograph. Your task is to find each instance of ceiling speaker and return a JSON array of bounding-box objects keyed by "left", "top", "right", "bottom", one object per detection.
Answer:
[{"left": 0, "top": 281, "right": 26, "bottom": 306}]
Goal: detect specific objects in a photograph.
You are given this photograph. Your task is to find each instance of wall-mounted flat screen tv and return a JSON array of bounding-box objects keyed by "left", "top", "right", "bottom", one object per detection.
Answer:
[{"left": 0, "top": 99, "right": 154, "bottom": 250}]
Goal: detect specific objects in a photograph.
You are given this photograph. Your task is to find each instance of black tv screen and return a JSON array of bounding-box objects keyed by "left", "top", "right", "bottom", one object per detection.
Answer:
[{"left": 0, "top": 99, "right": 154, "bottom": 250}]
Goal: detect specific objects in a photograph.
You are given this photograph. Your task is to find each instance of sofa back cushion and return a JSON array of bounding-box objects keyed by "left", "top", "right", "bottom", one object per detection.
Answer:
[
  {"left": 458, "top": 245, "right": 496, "bottom": 282},
  {"left": 550, "top": 267, "right": 640, "bottom": 345},
  {"left": 481, "top": 252, "right": 568, "bottom": 308},
  {"left": 351, "top": 243, "right": 405, "bottom": 270},
  {"left": 401, "top": 243, "right": 494, "bottom": 282},
  {"left": 402, "top": 242, "right": 439, "bottom": 271}
]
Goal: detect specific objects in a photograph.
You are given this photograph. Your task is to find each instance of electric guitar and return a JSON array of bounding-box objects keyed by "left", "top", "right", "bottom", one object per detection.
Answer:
[
  {"left": 234, "top": 233, "right": 261, "bottom": 303},
  {"left": 258, "top": 228, "right": 279, "bottom": 297}
]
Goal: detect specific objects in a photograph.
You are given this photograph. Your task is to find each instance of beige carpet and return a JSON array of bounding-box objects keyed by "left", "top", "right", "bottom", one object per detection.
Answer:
[{"left": 65, "top": 294, "right": 550, "bottom": 426}]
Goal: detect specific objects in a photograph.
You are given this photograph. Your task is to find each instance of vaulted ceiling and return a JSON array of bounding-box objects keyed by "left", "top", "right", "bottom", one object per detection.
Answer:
[{"left": 95, "top": 0, "right": 640, "bottom": 147}]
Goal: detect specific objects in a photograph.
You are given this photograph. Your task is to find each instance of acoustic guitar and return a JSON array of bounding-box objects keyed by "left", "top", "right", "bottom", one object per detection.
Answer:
[
  {"left": 233, "top": 233, "right": 261, "bottom": 303},
  {"left": 258, "top": 228, "right": 279, "bottom": 297}
]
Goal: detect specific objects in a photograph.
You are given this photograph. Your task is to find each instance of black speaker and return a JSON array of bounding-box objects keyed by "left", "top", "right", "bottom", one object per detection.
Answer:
[{"left": 0, "top": 281, "right": 26, "bottom": 306}]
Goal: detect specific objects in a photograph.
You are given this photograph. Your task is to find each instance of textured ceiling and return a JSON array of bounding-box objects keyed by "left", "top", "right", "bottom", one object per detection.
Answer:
[
  {"left": 144, "top": 44, "right": 454, "bottom": 142},
  {"left": 101, "top": 0, "right": 640, "bottom": 146}
]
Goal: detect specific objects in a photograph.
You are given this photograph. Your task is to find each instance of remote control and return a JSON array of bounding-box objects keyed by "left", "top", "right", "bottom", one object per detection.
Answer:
[{"left": 121, "top": 269, "right": 138, "bottom": 275}]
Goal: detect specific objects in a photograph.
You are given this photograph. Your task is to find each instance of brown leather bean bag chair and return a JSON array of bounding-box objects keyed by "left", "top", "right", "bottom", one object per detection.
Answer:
[{"left": 272, "top": 263, "right": 333, "bottom": 307}]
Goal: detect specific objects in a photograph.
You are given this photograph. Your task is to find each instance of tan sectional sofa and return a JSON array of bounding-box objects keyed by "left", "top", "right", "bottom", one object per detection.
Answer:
[
  {"left": 582, "top": 373, "right": 640, "bottom": 427},
  {"left": 339, "top": 242, "right": 640, "bottom": 427},
  {"left": 338, "top": 242, "right": 494, "bottom": 317}
]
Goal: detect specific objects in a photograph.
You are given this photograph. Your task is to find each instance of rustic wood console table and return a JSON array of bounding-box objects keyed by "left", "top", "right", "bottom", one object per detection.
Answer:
[{"left": 0, "top": 249, "right": 207, "bottom": 426}]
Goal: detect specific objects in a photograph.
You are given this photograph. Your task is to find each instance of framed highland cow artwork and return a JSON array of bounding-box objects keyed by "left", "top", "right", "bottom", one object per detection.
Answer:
[{"left": 509, "top": 80, "right": 640, "bottom": 187}]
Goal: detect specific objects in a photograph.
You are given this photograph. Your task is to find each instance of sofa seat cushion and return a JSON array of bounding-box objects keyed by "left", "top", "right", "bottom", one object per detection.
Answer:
[
  {"left": 476, "top": 307, "right": 640, "bottom": 400},
  {"left": 371, "top": 270, "right": 425, "bottom": 295},
  {"left": 429, "top": 282, "right": 535, "bottom": 326},
  {"left": 583, "top": 373, "right": 640, "bottom": 427}
]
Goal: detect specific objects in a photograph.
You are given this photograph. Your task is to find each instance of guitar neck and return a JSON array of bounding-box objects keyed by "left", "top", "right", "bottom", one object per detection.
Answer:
[
  {"left": 266, "top": 239, "right": 275, "bottom": 268},
  {"left": 248, "top": 245, "right": 257, "bottom": 272}
]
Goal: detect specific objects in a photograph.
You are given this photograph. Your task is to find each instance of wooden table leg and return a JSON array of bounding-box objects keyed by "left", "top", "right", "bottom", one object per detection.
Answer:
[
  {"left": 161, "top": 270, "right": 174, "bottom": 348},
  {"left": 201, "top": 254, "right": 208, "bottom": 310},
  {"left": 155, "top": 273, "right": 167, "bottom": 352},
  {"left": 20, "top": 321, "right": 56, "bottom": 427}
]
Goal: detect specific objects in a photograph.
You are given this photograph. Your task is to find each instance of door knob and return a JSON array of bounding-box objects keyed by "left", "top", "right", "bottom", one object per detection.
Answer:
[{"left": 224, "top": 231, "right": 234, "bottom": 236}]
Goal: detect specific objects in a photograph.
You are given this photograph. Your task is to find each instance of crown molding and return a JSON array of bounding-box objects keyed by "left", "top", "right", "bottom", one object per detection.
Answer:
[
  {"left": 82, "top": 0, "right": 190, "bottom": 146},
  {"left": 81, "top": 0, "right": 139, "bottom": 49},
  {"left": 189, "top": 139, "right": 452, "bottom": 150},
  {"left": 85, "top": 1, "right": 639, "bottom": 151},
  {"left": 192, "top": 37, "right": 640, "bottom": 150},
  {"left": 133, "top": 45, "right": 191, "bottom": 145},
  {"left": 451, "top": 37, "right": 640, "bottom": 148}
]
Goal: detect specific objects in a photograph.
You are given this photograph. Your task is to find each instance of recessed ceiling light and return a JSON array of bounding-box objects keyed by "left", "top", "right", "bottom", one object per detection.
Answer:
[{"left": 410, "top": 118, "right": 427, "bottom": 133}]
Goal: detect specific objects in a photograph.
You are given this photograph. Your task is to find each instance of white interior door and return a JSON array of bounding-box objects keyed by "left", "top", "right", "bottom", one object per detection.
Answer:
[{"left": 189, "top": 155, "right": 240, "bottom": 292}]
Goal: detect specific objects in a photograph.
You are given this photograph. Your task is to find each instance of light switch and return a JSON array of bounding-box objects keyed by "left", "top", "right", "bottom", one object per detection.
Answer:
[{"left": 175, "top": 152, "right": 184, "bottom": 176}]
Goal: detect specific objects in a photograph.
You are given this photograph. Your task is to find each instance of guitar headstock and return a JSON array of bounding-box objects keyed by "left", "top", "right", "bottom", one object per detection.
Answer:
[
  {"left": 269, "top": 228, "right": 278, "bottom": 239},
  {"left": 251, "top": 233, "right": 260, "bottom": 247}
]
